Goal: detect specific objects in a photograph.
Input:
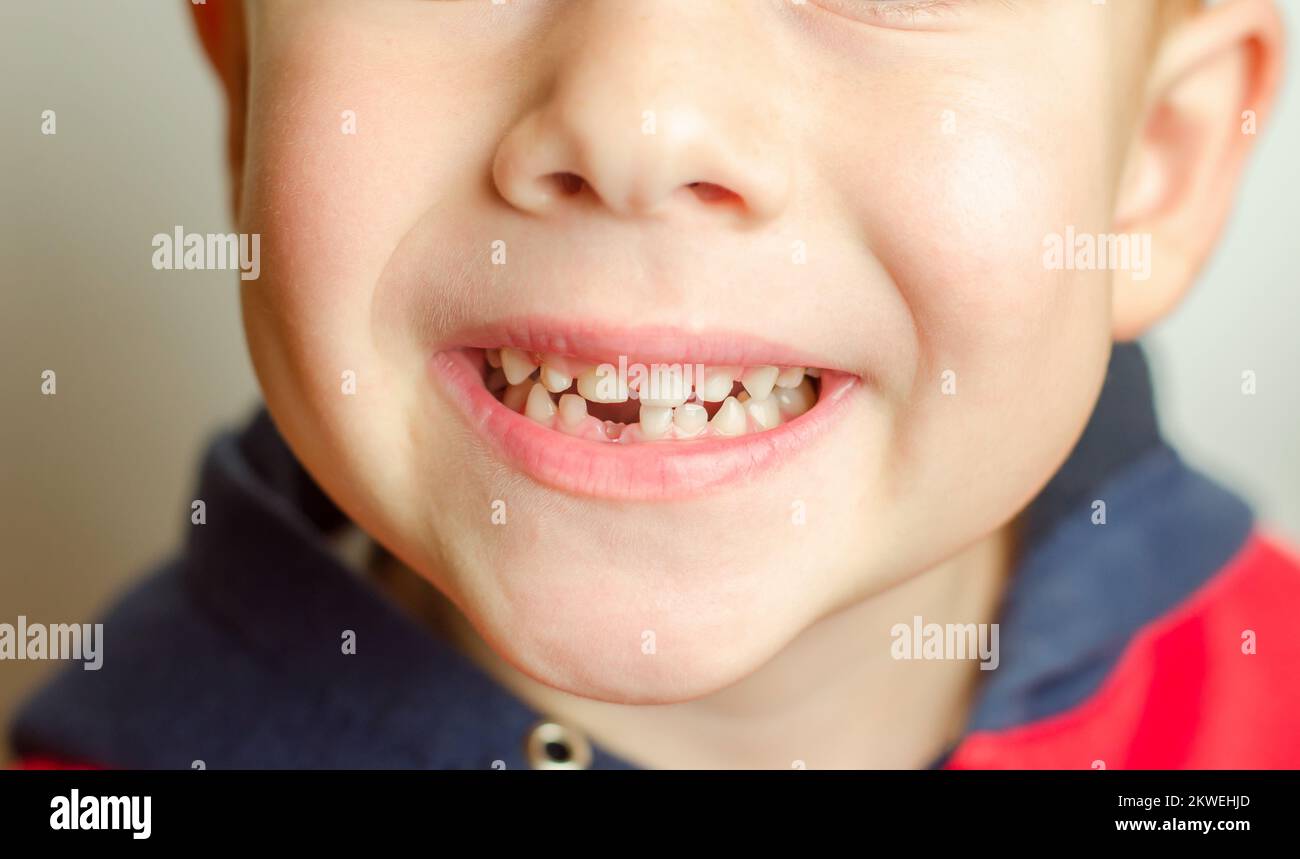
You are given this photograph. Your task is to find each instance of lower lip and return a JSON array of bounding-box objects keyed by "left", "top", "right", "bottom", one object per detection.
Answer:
[{"left": 429, "top": 349, "right": 861, "bottom": 501}]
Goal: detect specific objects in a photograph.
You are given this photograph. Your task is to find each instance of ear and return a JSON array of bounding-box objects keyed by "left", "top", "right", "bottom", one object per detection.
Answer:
[
  {"left": 1110, "top": 0, "right": 1284, "bottom": 342},
  {"left": 190, "top": 0, "right": 248, "bottom": 219}
]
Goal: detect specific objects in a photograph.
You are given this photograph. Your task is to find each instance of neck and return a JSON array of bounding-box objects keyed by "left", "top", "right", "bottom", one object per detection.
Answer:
[{"left": 373, "top": 526, "right": 1014, "bottom": 769}]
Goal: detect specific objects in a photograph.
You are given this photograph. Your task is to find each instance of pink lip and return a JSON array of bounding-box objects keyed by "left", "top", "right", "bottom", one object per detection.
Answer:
[
  {"left": 440, "top": 316, "right": 854, "bottom": 372},
  {"left": 428, "top": 330, "right": 861, "bottom": 501}
]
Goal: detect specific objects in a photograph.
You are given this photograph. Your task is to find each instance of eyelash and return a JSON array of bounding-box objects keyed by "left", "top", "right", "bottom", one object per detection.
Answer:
[{"left": 810, "top": 0, "right": 968, "bottom": 27}]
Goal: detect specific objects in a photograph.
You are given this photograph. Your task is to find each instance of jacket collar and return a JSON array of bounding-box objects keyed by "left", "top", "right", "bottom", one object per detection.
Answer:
[{"left": 962, "top": 343, "right": 1251, "bottom": 736}]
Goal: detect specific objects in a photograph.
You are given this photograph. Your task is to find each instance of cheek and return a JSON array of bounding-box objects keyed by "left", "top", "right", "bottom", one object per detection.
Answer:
[
  {"left": 238, "top": 11, "right": 517, "bottom": 405},
  {"left": 885, "top": 129, "right": 1114, "bottom": 375},
  {"left": 819, "top": 70, "right": 1118, "bottom": 528},
  {"left": 241, "top": 73, "right": 429, "bottom": 374},
  {"left": 235, "top": 22, "right": 502, "bottom": 511}
]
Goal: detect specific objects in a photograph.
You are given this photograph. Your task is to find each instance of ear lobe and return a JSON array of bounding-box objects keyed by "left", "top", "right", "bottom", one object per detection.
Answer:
[
  {"left": 1109, "top": 0, "right": 1284, "bottom": 342},
  {"left": 190, "top": 0, "right": 248, "bottom": 219}
]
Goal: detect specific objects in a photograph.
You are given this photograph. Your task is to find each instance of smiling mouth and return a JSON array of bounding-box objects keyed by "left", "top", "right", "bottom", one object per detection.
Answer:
[
  {"left": 428, "top": 324, "right": 860, "bottom": 499},
  {"left": 481, "top": 347, "right": 822, "bottom": 443}
]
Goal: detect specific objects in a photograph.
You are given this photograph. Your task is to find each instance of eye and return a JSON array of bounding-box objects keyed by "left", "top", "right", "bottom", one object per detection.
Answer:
[{"left": 805, "top": 0, "right": 970, "bottom": 29}]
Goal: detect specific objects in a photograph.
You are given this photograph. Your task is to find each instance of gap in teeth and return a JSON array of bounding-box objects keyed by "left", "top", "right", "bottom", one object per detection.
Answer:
[{"left": 480, "top": 348, "right": 821, "bottom": 443}]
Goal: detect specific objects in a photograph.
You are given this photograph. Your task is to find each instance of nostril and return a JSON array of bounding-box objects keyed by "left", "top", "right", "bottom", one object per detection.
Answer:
[
  {"left": 550, "top": 172, "right": 587, "bottom": 197},
  {"left": 539, "top": 174, "right": 742, "bottom": 213},
  {"left": 687, "top": 181, "right": 742, "bottom": 206}
]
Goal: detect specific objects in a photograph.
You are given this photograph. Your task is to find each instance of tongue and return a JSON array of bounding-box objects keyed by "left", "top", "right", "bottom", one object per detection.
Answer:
[{"left": 584, "top": 400, "right": 641, "bottom": 424}]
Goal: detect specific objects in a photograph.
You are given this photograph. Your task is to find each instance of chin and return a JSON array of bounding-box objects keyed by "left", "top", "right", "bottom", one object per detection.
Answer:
[{"left": 456, "top": 545, "right": 823, "bottom": 704}]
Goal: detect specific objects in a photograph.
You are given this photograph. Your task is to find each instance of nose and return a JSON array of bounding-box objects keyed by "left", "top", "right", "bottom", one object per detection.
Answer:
[{"left": 491, "top": 1, "right": 791, "bottom": 226}]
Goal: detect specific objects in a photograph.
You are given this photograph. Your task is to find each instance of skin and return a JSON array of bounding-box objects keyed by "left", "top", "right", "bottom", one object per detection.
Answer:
[{"left": 194, "top": 0, "right": 1282, "bottom": 768}]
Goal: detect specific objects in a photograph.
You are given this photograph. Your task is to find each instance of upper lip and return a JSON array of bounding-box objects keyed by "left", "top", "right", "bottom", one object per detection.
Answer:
[{"left": 440, "top": 315, "right": 853, "bottom": 372}]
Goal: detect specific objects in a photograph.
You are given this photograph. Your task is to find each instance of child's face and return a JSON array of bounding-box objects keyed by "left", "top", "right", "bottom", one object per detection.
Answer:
[{"left": 230, "top": 1, "right": 1219, "bottom": 702}]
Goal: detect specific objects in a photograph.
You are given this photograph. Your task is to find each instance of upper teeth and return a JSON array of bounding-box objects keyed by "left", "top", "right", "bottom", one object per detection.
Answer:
[
  {"left": 483, "top": 349, "right": 820, "bottom": 443},
  {"left": 775, "top": 366, "right": 806, "bottom": 388},
  {"left": 540, "top": 364, "right": 572, "bottom": 393},
  {"left": 576, "top": 365, "right": 627, "bottom": 403},
  {"left": 696, "top": 366, "right": 737, "bottom": 403},
  {"left": 500, "top": 347, "right": 539, "bottom": 386},
  {"left": 740, "top": 365, "right": 779, "bottom": 400}
]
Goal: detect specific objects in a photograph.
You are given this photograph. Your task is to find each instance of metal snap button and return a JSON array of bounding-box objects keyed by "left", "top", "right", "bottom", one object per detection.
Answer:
[{"left": 525, "top": 720, "right": 593, "bottom": 770}]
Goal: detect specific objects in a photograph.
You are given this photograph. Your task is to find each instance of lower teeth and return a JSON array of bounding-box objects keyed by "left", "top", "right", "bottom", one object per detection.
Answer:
[{"left": 482, "top": 349, "right": 820, "bottom": 443}]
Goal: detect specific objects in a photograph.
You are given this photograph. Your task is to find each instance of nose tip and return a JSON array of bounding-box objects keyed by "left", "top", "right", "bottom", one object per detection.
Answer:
[{"left": 492, "top": 98, "right": 790, "bottom": 225}]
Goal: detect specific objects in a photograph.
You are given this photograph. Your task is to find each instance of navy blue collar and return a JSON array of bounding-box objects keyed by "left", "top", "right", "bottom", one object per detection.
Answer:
[
  {"left": 10, "top": 344, "right": 1251, "bottom": 768},
  {"left": 965, "top": 343, "right": 1251, "bottom": 734}
]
